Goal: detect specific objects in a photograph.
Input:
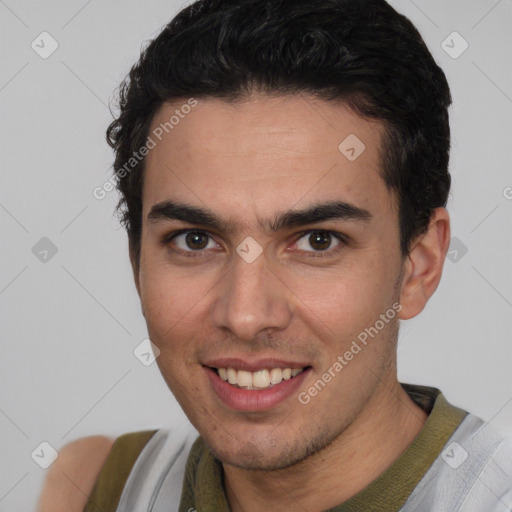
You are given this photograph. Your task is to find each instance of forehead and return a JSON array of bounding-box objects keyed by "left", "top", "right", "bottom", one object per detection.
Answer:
[{"left": 142, "top": 94, "right": 395, "bottom": 226}]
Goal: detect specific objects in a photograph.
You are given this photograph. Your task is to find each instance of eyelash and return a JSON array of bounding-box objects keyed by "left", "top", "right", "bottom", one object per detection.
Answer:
[{"left": 161, "top": 229, "right": 346, "bottom": 259}]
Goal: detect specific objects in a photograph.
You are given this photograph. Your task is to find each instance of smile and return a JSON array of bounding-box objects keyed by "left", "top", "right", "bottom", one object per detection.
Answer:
[
  {"left": 215, "top": 367, "right": 306, "bottom": 390},
  {"left": 203, "top": 362, "right": 312, "bottom": 412}
]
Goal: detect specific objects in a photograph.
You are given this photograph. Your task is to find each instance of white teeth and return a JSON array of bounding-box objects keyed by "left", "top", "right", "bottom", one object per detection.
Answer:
[
  {"left": 216, "top": 367, "right": 305, "bottom": 389},
  {"left": 227, "top": 368, "right": 237, "bottom": 385},
  {"left": 237, "top": 370, "right": 253, "bottom": 388},
  {"left": 253, "top": 370, "right": 270, "bottom": 388},
  {"left": 270, "top": 368, "right": 282, "bottom": 385}
]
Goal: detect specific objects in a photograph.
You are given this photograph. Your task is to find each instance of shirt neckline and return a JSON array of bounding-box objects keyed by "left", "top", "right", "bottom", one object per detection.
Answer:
[{"left": 181, "top": 382, "right": 468, "bottom": 512}]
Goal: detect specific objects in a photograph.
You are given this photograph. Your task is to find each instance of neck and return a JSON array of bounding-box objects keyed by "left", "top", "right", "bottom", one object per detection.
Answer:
[{"left": 223, "top": 379, "right": 428, "bottom": 512}]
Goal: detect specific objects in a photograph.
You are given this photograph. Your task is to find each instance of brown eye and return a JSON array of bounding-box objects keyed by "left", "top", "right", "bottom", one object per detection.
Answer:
[
  {"left": 185, "top": 231, "right": 209, "bottom": 250},
  {"left": 166, "top": 230, "right": 217, "bottom": 253},
  {"left": 308, "top": 232, "right": 332, "bottom": 251},
  {"left": 293, "top": 230, "right": 345, "bottom": 257}
]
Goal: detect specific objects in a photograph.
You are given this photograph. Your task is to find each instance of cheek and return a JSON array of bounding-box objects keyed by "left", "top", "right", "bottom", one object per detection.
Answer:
[
  {"left": 144, "top": 279, "right": 200, "bottom": 393},
  {"left": 283, "top": 255, "right": 393, "bottom": 333},
  {"left": 139, "top": 257, "right": 213, "bottom": 335}
]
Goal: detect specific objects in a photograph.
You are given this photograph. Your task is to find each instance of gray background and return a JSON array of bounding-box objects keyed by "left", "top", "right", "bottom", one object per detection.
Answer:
[{"left": 1, "top": 0, "right": 511, "bottom": 510}]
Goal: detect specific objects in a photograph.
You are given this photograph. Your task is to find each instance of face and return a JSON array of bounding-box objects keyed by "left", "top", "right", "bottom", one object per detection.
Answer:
[{"left": 134, "top": 94, "right": 407, "bottom": 470}]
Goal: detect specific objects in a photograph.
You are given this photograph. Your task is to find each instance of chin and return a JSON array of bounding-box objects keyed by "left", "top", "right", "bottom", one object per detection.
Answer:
[
  {"left": 203, "top": 428, "right": 338, "bottom": 472},
  {"left": 209, "top": 442, "right": 304, "bottom": 471}
]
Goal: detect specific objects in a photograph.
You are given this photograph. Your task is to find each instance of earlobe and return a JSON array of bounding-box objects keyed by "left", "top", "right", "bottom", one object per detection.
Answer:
[{"left": 398, "top": 207, "right": 451, "bottom": 320}]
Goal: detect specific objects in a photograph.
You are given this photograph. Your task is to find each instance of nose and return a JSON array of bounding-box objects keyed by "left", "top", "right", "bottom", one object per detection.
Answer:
[{"left": 211, "top": 248, "right": 293, "bottom": 342}]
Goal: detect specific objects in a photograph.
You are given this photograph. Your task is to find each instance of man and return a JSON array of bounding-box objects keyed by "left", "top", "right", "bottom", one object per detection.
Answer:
[{"left": 39, "top": 0, "right": 512, "bottom": 510}]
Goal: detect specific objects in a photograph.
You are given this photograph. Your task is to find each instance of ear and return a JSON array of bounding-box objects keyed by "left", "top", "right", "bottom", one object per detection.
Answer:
[{"left": 398, "top": 207, "right": 451, "bottom": 320}]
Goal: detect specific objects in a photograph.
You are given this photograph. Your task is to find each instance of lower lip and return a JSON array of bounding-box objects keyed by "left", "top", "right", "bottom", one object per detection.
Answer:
[{"left": 204, "top": 366, "right": 311, "bottom": 412}]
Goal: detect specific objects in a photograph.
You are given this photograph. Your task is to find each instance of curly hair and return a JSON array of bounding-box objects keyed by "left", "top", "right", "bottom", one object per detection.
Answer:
[{"left": 106, "top": 0, "right": 452, "bottom": 269}]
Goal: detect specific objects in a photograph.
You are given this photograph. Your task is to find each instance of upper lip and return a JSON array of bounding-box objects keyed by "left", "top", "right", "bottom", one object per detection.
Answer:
[{"left": 203, "top": 357, "right": 311, "bottom": 372}]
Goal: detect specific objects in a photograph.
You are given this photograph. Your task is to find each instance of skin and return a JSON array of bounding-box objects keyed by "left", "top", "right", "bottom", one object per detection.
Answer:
[
  {"left": 131, "top": 93, "right": 450, "bottom": 511},
  {"left": 37, "top": 435, "right": 114, "bottom": 512}
]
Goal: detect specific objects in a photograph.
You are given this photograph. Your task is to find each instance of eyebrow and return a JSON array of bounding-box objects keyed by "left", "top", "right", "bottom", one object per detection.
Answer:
[{"left": 147, "top": 199, "right": 372, "bottom": 234}]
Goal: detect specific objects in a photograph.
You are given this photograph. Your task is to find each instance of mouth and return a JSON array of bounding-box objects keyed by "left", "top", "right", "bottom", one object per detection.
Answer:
[
  {"left": 213, "top": 366, "right": 309, "bottom": 390},
  {"left": 202, "top": 360, "right": 312, "bottom": 412}
]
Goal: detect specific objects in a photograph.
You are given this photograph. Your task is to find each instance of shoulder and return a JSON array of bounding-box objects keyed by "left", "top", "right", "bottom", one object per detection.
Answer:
[
  {"left": 37, "top": 435, "right": 115, "bottom": 512},
  {"left": 404, "top": 415, "right": 512, "bottom": 511}
]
